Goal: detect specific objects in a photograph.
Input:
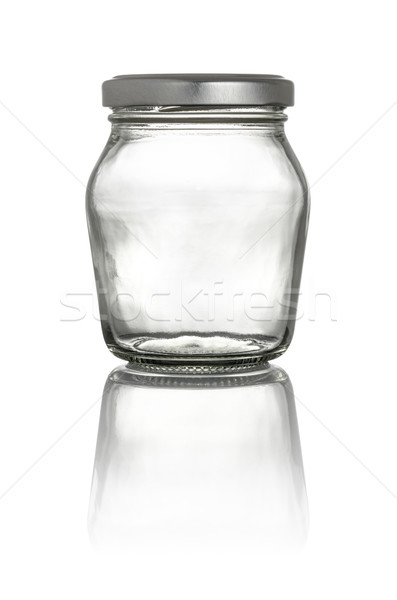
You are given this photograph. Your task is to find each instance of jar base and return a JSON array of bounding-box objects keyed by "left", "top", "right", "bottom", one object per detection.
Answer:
[{"left": 107, "top": 333, "right": 288, "bottom": 373}]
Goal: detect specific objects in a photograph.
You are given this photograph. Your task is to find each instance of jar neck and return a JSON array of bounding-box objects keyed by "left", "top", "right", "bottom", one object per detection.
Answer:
[{"left": 109, "top": 106, "right": 287, "bottom": 132}]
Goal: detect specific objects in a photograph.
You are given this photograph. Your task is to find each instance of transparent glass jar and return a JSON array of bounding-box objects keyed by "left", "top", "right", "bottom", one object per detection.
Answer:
[{"left": 86, "top": 75, "right": 310, "bottom": 369}]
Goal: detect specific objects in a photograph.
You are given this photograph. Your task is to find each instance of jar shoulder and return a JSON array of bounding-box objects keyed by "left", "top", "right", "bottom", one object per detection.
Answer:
[{"left": 87, "top": 131, "right": 309, "bottom": 202}]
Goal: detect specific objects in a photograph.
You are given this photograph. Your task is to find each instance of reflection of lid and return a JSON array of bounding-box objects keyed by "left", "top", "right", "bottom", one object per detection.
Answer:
[{"left": 102, "top": 74, "right": 294, "bottom": 108}]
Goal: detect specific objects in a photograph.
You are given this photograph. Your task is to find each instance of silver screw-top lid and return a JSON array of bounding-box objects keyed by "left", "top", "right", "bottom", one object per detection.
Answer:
[{"left": 102, "top": 74, "right": 294, "bottom": 108}]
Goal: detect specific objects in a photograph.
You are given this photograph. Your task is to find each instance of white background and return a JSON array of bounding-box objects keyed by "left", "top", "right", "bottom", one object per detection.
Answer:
[{"left": 1, "top": 0, "right": 397, "bottom": 597}]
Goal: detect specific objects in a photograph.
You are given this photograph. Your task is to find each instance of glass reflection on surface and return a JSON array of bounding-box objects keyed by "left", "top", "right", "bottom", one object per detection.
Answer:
[{"left": 88, "top": 364, "right": 308, "bottom": 550}]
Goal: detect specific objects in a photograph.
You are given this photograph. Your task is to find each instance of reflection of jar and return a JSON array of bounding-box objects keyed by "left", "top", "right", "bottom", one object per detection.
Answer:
[
  {"left": 86, "top": 75, "right": 310, "bottom": 368},
  {"left": 88, "top": 364, "right": 308, "bottom": 550}
]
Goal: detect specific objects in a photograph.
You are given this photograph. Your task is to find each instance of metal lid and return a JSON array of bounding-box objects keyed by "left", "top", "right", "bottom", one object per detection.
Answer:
[{"left": 102, "top": 74, "right": 294, "bottom": 108}]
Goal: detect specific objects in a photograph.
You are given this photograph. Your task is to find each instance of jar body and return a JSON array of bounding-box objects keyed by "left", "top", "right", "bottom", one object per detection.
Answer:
[{"left": 86, "top": 109, "right": 309, "bottom": 368}]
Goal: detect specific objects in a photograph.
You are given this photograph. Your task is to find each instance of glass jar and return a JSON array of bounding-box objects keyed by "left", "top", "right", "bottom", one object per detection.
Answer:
[{"left": 86, "top": 75, "right": 310, "bottom": 369}]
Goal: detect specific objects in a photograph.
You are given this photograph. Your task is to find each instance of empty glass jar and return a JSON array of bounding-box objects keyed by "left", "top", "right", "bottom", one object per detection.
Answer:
[{"left": 86, "top": 74, "right": 310, "bottom": 370}]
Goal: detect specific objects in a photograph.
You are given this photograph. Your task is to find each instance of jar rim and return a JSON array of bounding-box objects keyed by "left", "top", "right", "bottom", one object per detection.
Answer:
[{"left": 108, "top": 106, "right": 288, "bottom": 127}]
